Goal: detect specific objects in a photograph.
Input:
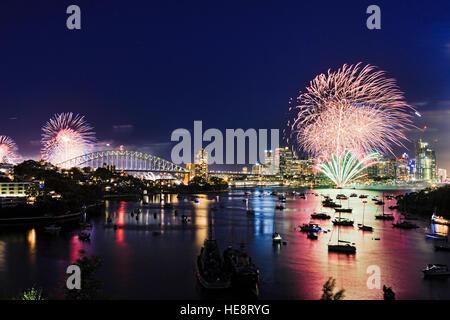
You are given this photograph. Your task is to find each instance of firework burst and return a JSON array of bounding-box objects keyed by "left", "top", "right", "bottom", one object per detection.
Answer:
[
  {"left": 289, "top": 63, "right": 415, "bottom": 187},
  {"left": 41, "top": 113, "right": 96, "bottom": 167},
  {"left": 0, "top": 135, "right": 18, "bottom": 164}
]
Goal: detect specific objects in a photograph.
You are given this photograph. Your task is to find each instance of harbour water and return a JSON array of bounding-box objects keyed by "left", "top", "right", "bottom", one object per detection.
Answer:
[{"left": 0, "top": 187, "right": 449, "bottom": 300}]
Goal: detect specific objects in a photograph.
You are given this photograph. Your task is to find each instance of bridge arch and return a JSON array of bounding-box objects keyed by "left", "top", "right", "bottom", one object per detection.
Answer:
[{"left": 57, "top": 150, "right": 189, "bottom": 174}]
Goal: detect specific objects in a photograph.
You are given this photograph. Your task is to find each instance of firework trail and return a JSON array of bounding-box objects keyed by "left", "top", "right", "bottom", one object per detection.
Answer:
[
  {"left": 289, "top": 63, "right": 415, "bottom": 187},
  {"left": 41, "top": 113, "right": 96, "bottom": 167},
  {"left": 0, "top": 135, "right": 18, "bottom": 164}
]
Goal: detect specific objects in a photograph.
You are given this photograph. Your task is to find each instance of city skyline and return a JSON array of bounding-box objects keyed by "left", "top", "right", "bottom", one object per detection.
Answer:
[{"left": 0, "top": 1, "right": 448, "bottom": 171}]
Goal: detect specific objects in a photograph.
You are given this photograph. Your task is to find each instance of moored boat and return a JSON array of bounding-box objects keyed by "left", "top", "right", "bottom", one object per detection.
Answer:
[
  {"left": 335, "top": 208, "right": 352, "bottom": 213},
  {"left": 332, "top": 217, "right": 354, "bottom": 226},
  {"left": 431, "top": 214, "right": 450, "bottom": 226},
  {"left": 328, "top": 243, "right": 356, "bottom": 254},
  {"left": 196, "top": 239, "right": 231, "bottom": 290},
  {"left": 272, "top": 232, "right": 282, "bottom": 244},
  {"left": 393, "top": 221, "right": 419, "bottom": 229},
  {"left": 422, "top": 264, "right": 450, "bottom": 277},
  {"left": 425, "top": 233, "right": 448, "bottom": 241},
  {"left": 311, "top": 212, "right": 331, "bottom": 220},
  {"left": 223, "top": 244, "right": 259, "bottom": 296},
  {"left": 299, "top": 223, "right": 321, "bottom": 233}
]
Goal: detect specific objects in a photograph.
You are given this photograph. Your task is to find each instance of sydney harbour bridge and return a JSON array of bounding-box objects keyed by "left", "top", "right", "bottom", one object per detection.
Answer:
[{"left": 56, "top": 150, "right": 254, "bottom": 180}]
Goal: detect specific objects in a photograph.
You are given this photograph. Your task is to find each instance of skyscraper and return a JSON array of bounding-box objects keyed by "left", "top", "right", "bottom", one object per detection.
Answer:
[
  {"left": 415, "top": 139, "right": 436, "bottom": 182},
  {"left": 187, "top": 148, "right": 209, "bottom": 181},
  {"left": 263, "top": 150, "right": 274, "bottom": 175},
  {"left": 274, "top": 147, "right": 294, "bottom": 177}
]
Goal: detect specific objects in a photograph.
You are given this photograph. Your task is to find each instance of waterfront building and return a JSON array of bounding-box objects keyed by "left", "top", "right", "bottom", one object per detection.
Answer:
[
  {"left": 242, "top": 166, "right": 248, "bottom": 174},
  {"left": 187, "top": 148, "right": 209, "bottom": 181},
  {"left": 0, "top": 182, "right": 35, "bottom": 198},
  {"left": 252, "top": 162, "right": 263, "bottom": 175},
  {"left": 415, "top": 139, "right": 437, "bottom": 182}
]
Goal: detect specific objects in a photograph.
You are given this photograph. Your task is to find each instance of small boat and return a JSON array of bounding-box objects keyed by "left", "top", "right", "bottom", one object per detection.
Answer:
[
  {"left": 332, "top": 218, "right": 354, "bottom": 226},
  {"left": 393, "top": 221, "right": 419, "bottom": 229},
  {"left": 358, "top": 201, "right": 373, "bottom": 232},
  {"left": 388, "top": 205, "right": 399, "bottom": 210},
  {"left": 375, "top": 200, "right": 385, "bottom": 205},
  {"left": 359, "top": 194, "right": 368, "bottom": 199},
  {"left": 299, "top": 223, "right": 321, "bottom": 233},
  {"left": 358, "top": 224, "right": 373, "bottom": 232},
  {"left": 335, "top": 208, "right": 352, "bottom": 213},
  {"left": 322, "top": 199, "right": 341, "bottom": 208},
  {"left": 307, "top": 232, "right": 318, "bottom": 240},
  {"left": 44, "top": 224, "right": 61, "bottom": 233},
  {"left": 311, "top": 212, "right": 331, "bottom": 220},
  {"left": 197, "top": 239, "right": 231, "bottom": 290},
  {"left": 431, "top": 214, "right": 450, "bottom": 226},
  {"left": 328, "top": 243, "right": 356, "bottom": 254},
  {"left": 425, "top": 233, "right": 448, "bottom": 241},
  {"left": 223, "top": 244, "right": 259, "bottom": 296},
  {"left": 422, "top": 264, "right": 450, "bottom": 277},
  {"left": 375, "top": 214, "right": 394, "bottom": 220},
  {"left": 78, "top": 231, "right": 90, "bottom": 240},
  {"left": 350, "top": 193, "right": 357, "bottom": 197},
  {"left": 336, "top": 194, "right": 348, "bottom": 200},
  {"left": 272, "top": 232, "right": 283, "bottom": 244},
  {"left": 435, "top": 245, "right": 450, "bottom": 252}
]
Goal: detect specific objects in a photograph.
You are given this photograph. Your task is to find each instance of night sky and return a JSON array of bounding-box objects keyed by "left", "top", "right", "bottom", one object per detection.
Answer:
[{"left": 0, "top": 1, "right": 449, "bottom": 170}]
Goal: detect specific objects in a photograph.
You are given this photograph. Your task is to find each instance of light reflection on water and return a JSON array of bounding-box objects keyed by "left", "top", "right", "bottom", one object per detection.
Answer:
[{"left": 0, "top": 187, "right": 450, "bottom": 300}]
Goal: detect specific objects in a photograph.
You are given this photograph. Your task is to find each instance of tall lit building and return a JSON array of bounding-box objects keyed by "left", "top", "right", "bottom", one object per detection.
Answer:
[
  {"left": 187, "top": 148, "right": 209, "bottom": 181},
  {"left": 263, "top": 150, "right": 274, "bottom": 175},
  {"left": 275, "top": 147, "right": 294, "bottom": 177},
  {"left": 415, "top": 139, "right": 436, "bottom": 182}
]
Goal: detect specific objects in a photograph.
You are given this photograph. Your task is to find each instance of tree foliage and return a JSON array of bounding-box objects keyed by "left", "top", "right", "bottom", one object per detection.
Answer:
[{"left": 321, "top": 277, "right": 345, "bottom": 300}]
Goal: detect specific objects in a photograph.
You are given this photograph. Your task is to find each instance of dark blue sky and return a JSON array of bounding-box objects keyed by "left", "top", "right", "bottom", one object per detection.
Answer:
[{"left": 0, "top": 0, "right": 449, "bottom": 169}]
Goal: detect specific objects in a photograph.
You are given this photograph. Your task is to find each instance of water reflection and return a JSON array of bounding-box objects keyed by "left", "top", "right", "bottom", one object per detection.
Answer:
[{"left": 0, "top": 187, "right": 450, "bottom": 299}]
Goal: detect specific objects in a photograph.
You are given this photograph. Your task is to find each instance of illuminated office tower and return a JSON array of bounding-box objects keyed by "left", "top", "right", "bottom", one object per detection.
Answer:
[
  {"left": 187, "top": 148, "right": 209, "bottom": 181},
  {"left": 263, "top": 150, "right": 274, "bottom": 175},
  {"left": 415, "top": 139, "right": 436, "bottom": 182},
  {"left": 274, "top": 147, "right": 294, "bottom": 177}
]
